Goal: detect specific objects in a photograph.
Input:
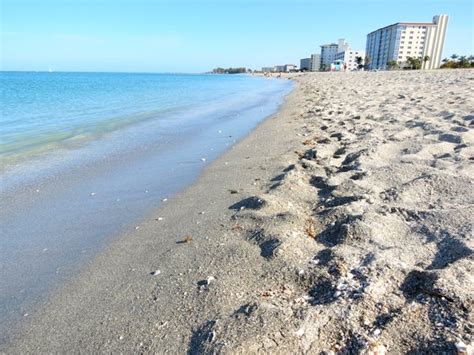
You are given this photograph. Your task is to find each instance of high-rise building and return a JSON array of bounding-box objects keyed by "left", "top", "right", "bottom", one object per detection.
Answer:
[
  {"left": 365, "top": 15, "right": 448, "bottom": 70},
  {"left": 320, "top": 43, "right": 339, "bottom": 70},
  {"left": 320, "top": 39, "right": 350, "bottom": 70}
]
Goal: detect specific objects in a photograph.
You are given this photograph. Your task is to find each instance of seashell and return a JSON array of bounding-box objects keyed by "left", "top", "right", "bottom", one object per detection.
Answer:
[
  {"left": 368, "top": 342, "right": 386, "bottom": 355},
  {"left": 295, "top": 328, "right": 305, "bottom": 337}
]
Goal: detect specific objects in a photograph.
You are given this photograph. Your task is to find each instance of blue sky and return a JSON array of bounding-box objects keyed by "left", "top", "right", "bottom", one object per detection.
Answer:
[{"left": 1, "top": 0, "right": 473, "bottom": 72}]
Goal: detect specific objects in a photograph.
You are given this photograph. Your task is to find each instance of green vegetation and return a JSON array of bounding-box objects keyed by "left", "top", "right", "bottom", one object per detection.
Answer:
[
  {"left": 387, "top": 60, "right": 399, "bottom": 70},
  {"left": 440, "top": 55, "right": 474, "bottom": 69},
  {"left": 405, "top": 56, "right": 422, "bottom": 70},
  {"left": 212, "top": 67, "right": 248, "bottom": 74},
  {"left": 364, "top": 56, "right": 371, "bottom": 70},
  {"left": 355, "top": 56, "right": 364, "bottom": 70},
  {"left": 392, "top": 54, "right": 473, "bottom": 70}
]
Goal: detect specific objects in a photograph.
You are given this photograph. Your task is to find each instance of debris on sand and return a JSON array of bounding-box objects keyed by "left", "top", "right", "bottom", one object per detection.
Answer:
[
  {"left": 368, "top": 342, "right": 387, "bottom": 355},
  {"left": 456, "top": 341, "right": 474, "bottom": 355},
  {"left": 197, "top": 276, "right": 215, "bottom": 291},
  {"left": 177, "top": 235, "right": 193, "bottom": 244},
  {"left": 304, "top": 218, "right": 317, "bottom": 239}
]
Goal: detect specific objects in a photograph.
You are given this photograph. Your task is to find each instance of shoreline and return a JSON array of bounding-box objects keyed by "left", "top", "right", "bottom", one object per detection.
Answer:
[
  {"left": 4, "top": 75, "right": 304, "bottom": 352},
  {"left": 7, "top": 70, "right": 473, "bottom": 353},
  {"left": 0, "top": 75, "right": 292, "bottom": 347}
]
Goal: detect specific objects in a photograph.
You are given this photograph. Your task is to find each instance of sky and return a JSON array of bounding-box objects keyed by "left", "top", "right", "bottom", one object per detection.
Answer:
[{"left": 1, "top": 0, "right": 473, "bottom": 73}]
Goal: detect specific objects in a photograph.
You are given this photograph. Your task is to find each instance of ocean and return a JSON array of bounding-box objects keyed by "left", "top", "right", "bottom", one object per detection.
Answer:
[{"left": 0, "top": 72, "right": 293, "bottom": 344}]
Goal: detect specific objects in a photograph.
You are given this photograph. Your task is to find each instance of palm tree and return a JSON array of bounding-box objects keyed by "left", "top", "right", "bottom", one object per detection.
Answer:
[
  {"left": 458, "top": 56, "right": 470, "bottom": 68},
  {"left": 406, "top": 56, "right": 421, "bottom": 70},
  {"left": 355, "top": 56, "right": 364, "bottom": 70},
  {"left": 450, "top": 54, "right": 459, "bottom": 61}
]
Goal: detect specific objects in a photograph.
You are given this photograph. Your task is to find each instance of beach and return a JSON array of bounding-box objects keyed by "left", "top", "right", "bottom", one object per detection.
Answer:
[{"left": 6, "top": 69, "right": 473, "bottom": 353}]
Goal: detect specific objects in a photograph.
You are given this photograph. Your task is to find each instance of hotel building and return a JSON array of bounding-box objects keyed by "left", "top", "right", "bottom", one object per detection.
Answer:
[{"left": 365, "top": 14, "right": 448, "bottom": 70}]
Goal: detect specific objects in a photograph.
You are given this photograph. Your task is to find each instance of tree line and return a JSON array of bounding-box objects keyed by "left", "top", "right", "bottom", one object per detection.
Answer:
[
  {"left": 440, "top": 54, "right": 474, "bottom": 69},
  {"left": 212, "top": 67, "right": 249, "bottom": 74},
  {"left": 385, "top": 54, "right": 473, "bottom": 70}
]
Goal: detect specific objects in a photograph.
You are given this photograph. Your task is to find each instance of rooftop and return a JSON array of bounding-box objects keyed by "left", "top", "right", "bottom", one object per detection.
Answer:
[{"left": 367, "top": 21, "right": 436, "bottom": 36}]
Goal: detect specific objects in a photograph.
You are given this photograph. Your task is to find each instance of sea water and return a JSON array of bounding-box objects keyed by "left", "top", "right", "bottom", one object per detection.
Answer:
[{"left": 0, "top": 72, "right": 292, "bottom": 345}]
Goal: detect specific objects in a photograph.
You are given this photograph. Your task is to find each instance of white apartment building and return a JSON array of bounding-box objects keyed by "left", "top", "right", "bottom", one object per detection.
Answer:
[
  {"left": 334, "top": 49, "right": 365, "bottom": 71},
  {"left": 366, "top": 15, "right": 448, "bottom": 70}
]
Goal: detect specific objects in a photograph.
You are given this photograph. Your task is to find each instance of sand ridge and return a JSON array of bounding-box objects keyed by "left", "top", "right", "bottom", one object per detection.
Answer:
[{"left": 7, "top": 70, "right": 474, "bottom": 354}]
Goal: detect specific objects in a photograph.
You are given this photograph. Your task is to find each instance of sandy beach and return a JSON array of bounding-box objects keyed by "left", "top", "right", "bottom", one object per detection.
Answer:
[{"left": 7, "top": 69, "right": 473, "bottom": 354}]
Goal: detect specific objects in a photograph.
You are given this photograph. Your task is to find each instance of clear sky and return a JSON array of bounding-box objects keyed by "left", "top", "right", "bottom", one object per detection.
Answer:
[{"left": 1, "top": 0, "right": 473, "bottom": 72}]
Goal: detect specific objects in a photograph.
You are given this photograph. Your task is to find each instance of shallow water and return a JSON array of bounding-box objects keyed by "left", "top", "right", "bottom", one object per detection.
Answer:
[{"left": 0, "top": 72, "right": 292, "bottom": 345}]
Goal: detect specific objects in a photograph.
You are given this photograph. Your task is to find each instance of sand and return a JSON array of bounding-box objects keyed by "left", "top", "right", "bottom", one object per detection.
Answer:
[{"left": 6, "top": 69, "right": 473, "bottom": 354}]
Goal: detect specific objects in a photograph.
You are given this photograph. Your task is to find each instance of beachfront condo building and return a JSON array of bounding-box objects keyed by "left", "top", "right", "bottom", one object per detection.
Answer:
[
  {"left": 300, "top": 58, "right": 311, "bottom": 71},
  {"left": 334, "top": 49, "right": 365, "bottom": 71},
  {"left": 365, "top": 14, "right": 448, "bottom": 70},
  {"left": 299, "top": 54, "right": 321, "bottom": 72},
  {"left": 310, "top": 54, "right": 321, "bottom": 71},
  {"left": 262, "top": 64, "right": 297, "bottom": 73},
  {"left": 320, "top": 39, "right": 349, "bottom": 70}
]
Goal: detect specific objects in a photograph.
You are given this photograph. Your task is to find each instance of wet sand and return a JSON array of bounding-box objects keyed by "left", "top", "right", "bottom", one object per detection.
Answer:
[{"left": 7, "top": 70, "right": 473, "bottom": 354}]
